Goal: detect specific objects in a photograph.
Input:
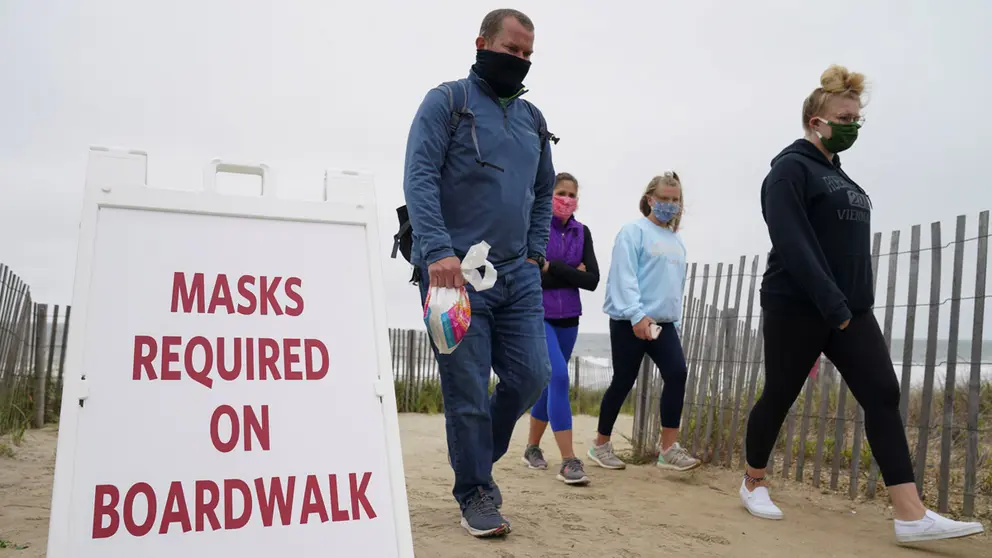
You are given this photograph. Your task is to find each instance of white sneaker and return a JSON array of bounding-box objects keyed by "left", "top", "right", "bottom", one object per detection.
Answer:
[
  {"left": 739, "top": 479, "right": 783, "bottom": 520},
  {"left": 894, "top": 510, "right": 984, "bottom": 543}
]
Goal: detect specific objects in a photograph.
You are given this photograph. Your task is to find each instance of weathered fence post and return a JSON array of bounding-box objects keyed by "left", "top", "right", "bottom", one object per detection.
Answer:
[
  {"left": 32, "top": 303, "right": 48, "bottom": 428},
  {"left": 404, "top": 329, "right": 416, "bottom": 413},
  {"left": 937, "top": 216, "right": 966, "bottom": 512},
  {"left": 963, "top": 211, "right": 988, "bottom": 517},
  {"left": 45, "top": 305, "right": 59, "bottom": 415},
  {"left": 914, "top": 222, "right": 942, "bottom": 496},
  {"left": 55, "top": 305, "right": 71, "bottom": 413},
  {"left": 632, "top": 355, "right": 657, "bottom": 455}
]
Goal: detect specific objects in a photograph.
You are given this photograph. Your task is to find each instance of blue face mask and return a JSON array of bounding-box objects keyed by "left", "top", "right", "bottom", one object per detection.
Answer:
[{"left": 652, "top": 201, "right": 680, "bottom": 223}]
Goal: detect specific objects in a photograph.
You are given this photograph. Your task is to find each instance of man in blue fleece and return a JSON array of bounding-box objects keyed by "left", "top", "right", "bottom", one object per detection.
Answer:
[{"left": 402, "top": 8, "right": 555, "bottom": 538}]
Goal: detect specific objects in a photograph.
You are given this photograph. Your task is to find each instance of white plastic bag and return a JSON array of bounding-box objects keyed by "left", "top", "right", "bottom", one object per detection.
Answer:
[{"left": 423, "top": 241, "right": 497, "bottom": 354}]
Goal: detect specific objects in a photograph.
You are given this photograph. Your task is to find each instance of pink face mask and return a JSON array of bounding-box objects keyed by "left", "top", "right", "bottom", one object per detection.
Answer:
[{"left": 552, "top": 195, "right": 577, "bottom": 220}]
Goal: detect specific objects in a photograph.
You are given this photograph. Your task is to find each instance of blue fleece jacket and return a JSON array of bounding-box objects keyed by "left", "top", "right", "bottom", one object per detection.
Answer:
[{"left": 402, "top": 72, "right": 556, "bottom": 268}]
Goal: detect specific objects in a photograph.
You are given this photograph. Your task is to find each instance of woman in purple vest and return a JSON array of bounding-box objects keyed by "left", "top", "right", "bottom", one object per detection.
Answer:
[{"left": 521, "top": 172, "right": 600, "bottom": 485}]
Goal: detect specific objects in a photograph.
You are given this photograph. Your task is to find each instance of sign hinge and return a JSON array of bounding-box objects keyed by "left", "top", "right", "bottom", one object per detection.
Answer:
[
  {"left": 373, "top": 378, "right": 387, "bottom": 398},
  {"left": 78, "top": 375, "right": 90, "bottom": 408}
]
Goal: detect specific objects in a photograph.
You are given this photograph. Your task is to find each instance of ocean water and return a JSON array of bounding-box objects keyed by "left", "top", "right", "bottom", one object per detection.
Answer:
[
  {"left": 387, "top": 329, "right": 992, "bottom": 393},
  {"left": 572, "top": 331, "right": 992, "bottom": 390}
]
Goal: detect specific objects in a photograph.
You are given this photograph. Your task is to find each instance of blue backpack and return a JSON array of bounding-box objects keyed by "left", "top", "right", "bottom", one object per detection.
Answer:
[{"left": 392, "top": 79, "right": 559, "bottom": 283}]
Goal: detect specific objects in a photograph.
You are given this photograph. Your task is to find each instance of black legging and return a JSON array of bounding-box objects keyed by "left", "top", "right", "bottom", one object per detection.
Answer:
[
  {"left": 598, "top": 320, "right": 687, "bottom": 436},
  {"left": 745, "top": 310, "right": 915, "bottom": 486}
]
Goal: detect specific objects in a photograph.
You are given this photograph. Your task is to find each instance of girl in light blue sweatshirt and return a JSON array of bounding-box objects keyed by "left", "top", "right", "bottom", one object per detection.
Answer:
[{"left": 587, "top": 171, "right": 701, "bottom": 473}]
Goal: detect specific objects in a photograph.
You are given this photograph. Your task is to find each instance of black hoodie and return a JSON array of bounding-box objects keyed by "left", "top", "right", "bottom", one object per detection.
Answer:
[{"left": 759, "top": 139, "right": 874, "bottom": 328}]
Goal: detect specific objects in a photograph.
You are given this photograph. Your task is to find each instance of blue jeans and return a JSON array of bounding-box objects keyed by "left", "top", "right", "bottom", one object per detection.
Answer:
[
  {"left": 530, "top": 322, "right": 578, "bottom": 432},
  {"left": 418, "top": 259, "right": 551, "bottom": 508}
]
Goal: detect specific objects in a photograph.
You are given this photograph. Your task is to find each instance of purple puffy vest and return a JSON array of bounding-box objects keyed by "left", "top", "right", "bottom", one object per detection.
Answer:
[{"left": 542, "top": 216, "right": 585, "bottom": 319}]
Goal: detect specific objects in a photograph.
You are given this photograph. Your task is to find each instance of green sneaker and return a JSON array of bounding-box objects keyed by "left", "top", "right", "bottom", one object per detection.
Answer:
[{"left": 657, "top": 442, "right": 701, "bottom": 472}]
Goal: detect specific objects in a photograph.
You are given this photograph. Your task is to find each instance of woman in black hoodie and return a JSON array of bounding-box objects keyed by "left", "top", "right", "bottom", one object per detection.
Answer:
[{"left": 739, "top": 65, "right": 983, "bottom": 544}]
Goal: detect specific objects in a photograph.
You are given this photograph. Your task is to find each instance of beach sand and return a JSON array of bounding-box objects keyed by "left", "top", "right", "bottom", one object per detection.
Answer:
[{"left": 1, "top": 414, "right": 989, "bottom": 557}]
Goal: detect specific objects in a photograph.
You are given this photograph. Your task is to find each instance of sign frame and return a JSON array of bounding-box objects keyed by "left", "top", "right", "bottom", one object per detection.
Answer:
[{"left": 46, "top": 147, "right": 414, "bottom": 557}]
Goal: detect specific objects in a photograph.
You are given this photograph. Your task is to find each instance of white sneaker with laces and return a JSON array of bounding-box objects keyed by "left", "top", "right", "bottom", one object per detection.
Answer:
[
  {"left": 894, "top": 510, "right": 984, "bottom": 543},
  {"left": 739, "top": 479, "right": 784, "bottom": 520}
]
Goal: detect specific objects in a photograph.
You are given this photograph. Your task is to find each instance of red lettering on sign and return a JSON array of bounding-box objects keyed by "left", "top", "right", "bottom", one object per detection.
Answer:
[
  {"left": 283, "top": 338, "right": 302, "bottom": 381},
  {"left": 255, "top": 476, "right": 295, "bottom": 527},
  {"left": 89, "top": 473, "right": 377, "bottom": 539},
  {"left": 237, "top": 276, "right": 258, "bottom": 315},
  {"left": 171, "top": 272, "right": 205, "bottom": 314},
  {"left": 300, "top": 475, "right": 329, "bottom": 524},
  {"left": 210, "top": 405, "right": 238, "bottom": 453},
  {"left": 304, "top": 339, "right": 329, "bottom": 381},
  {"left": 161, "top": 336, "right": 181, "bottom": 381},
  {"left": 131, "top": 336, "right": 328, "bottom": 388},
  {"left": 243, "top": 405, "right": 270, "bottom": 451},
  {"left": 328, "top": 474, "right": 349, "bottom": 522},
  {"left": 258, "top": 338, "right": 281, "bottom": 380},
  {"left": 92, "top": 484, "right": 120, "bottom": 539},
  {"left": 259, "top": 276, "right": 282, "bottom": 316},
  {"left": 123, "top": 482, "right": 157, "bottom": 537},
  {"left": 207, "top": 273, "right": 235, "bottom": 314},
  {"left": 285, "top": 277, "right": 304, "bottom": 316},
  {"left": 172, "top": 272, "right": 304, "bottom": 316},
  {"left": 194, "top": 480, "right": 221, "bottom": 532},
  {"left": 350, "top": 472, "right": 377, "bottom": 520},
  {"left": 216, "top": 337, "right": 242, "bottom": 381},
  {"left": 210, "top": 405, "right": 269, "bottom": 453},
  {"left": 133, "top": 336, "right": 158, "bottom": 380},
  {"left": 224, "top": 479, "right": 252, "bottom": 530},
  {"left": 159, "top": 481, "right": 192, "bottom": 534}
]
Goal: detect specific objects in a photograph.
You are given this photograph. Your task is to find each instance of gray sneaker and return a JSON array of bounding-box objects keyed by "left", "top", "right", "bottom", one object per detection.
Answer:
[
  {"left": 587, "top": 440, "right": 626, "bottom": 469},
  {"left": 521, "top": 445, "right": 548, "bottom": 470},
  {"left": 557, "top": 457, "right": 590, "bottom": 485},
  {"left": 460, "top": 487, "right": 510, "bottom": 538},
  {"left": 657, "top": 442, "right": 702, "bottom": 472},
  {"left": 487, "top": 476, "right": 502, "bottom": 509}
]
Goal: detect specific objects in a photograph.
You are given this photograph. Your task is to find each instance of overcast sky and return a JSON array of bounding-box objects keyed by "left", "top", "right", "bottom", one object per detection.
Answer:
[{"left": 2, "top": 0, "right": 991, "bottom": 334}]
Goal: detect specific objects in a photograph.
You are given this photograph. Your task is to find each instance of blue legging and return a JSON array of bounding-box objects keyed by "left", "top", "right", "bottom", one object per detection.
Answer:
[{"left": 530, "top": 322, "right": 578, "bottom": 432}]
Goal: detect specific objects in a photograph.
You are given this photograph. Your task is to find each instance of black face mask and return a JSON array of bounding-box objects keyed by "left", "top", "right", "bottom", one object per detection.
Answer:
[{"left": 471, "top": 49, "right": 531, "bottom": 98}]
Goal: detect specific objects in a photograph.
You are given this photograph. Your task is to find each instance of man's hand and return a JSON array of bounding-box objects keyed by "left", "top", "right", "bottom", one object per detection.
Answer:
[
  {"left": 428, "top": 256, "right": 465, "bottom": 289},
  {"left": 527, "top": 258, "right": 551, "bottom": 272},
  {"left": 633, "top": 317, "right": 656, "bottom": 340},
  {"left": 577, "top": 263, "right": 587, "bottom": 272},
  {"left": 839, "top": 319, "right": 851, "bottom": 331}
]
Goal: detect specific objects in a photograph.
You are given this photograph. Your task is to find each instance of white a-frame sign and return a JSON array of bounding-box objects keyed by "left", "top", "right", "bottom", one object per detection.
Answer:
[{"left": 47, "top": 147, "right": 414, "bottom": 558}]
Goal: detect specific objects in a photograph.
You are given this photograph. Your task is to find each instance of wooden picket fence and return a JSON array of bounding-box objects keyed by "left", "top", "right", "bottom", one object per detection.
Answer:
[
  {"left": 632, "top": 210, "right": 991, "bottom": 520},
  {"left": 388, "top": 328, "right": 624, "bottom": 417},
  {"left": 386, "top": 211, "right": 991, "bottom": 521},
  {"left": 0, "top": 264, "right": 72, "bottom": 440},
  {"left": 3, "top": 208, "right": 989, "bottom": 521}
]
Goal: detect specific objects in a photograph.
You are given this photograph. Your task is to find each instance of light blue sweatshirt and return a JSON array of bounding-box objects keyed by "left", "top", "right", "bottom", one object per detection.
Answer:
[{"left": 603, "top": 217, "right": 687, "bottom": 326}]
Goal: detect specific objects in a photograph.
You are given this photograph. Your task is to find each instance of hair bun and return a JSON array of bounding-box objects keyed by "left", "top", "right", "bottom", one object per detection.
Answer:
[{"left": 820, "top": 64, "right": 865, "bottom": 96}]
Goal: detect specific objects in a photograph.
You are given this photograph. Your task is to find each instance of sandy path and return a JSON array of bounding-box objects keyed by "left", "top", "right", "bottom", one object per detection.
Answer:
[{"left": 1, "top": 416, "right": 989, "bottom": 557}]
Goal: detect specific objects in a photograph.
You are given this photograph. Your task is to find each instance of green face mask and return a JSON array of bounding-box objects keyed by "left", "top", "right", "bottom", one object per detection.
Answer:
[{"left": 816, "top": 119, "right": 860, "bottom": 154}]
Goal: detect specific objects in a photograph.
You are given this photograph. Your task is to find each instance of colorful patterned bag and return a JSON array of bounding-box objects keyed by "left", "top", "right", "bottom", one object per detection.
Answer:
[{"left": 423, "top": 241, "right": 497, "bottom": 354}]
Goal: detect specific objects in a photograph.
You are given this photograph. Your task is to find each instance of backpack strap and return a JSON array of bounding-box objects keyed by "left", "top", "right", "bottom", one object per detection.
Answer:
[
  {"left": 435, "top": 80, "right": 504, "bottom": 172},
  {"left": 390, "top": 220, "right": 412, "bottom": 259},
  {"left": 520, "top": 98, "right": 559, "bottom": 154},
  {"left": 437, "top": 80, "right": 469, "bottom": 137}
]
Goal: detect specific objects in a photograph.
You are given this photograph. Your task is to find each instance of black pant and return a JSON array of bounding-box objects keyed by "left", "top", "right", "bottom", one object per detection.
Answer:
[
  {"left": 598, "top": 320, "right": 687, "bottom": 436},
  {"left": 745, "top": 310, "right": 915, "bottom": 486}
]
